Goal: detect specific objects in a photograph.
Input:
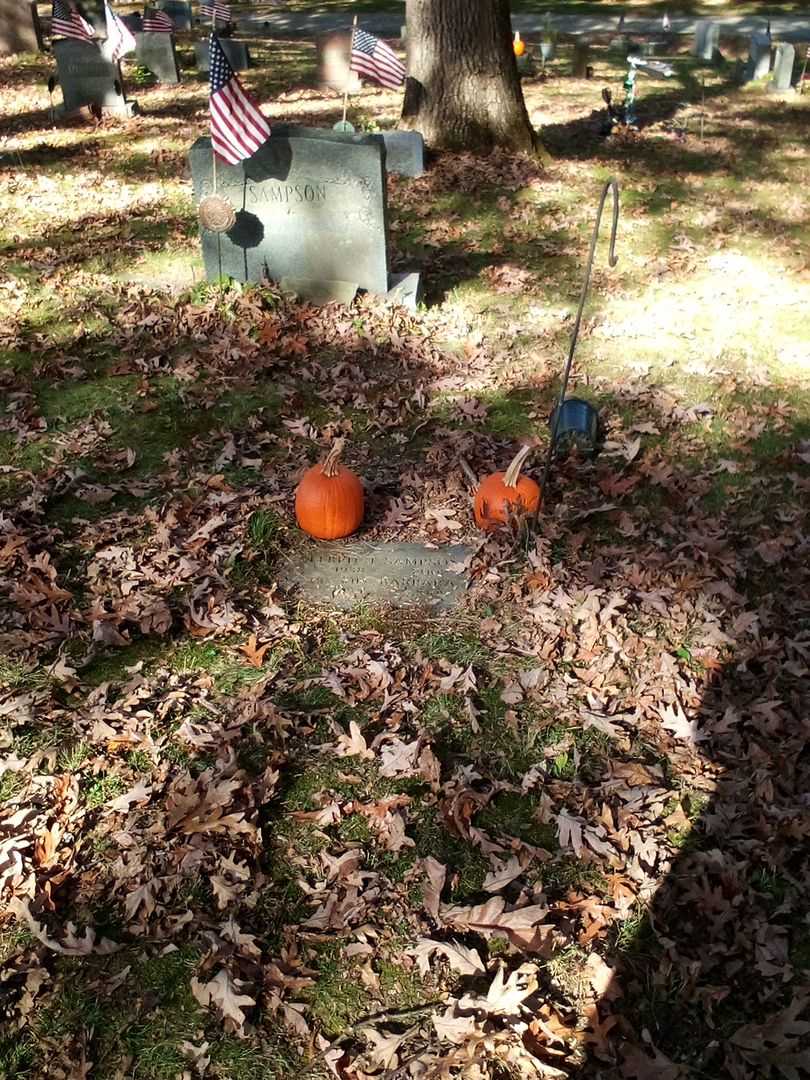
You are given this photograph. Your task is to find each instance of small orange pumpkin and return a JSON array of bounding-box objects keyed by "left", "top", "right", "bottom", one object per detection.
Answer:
[
  {"left": 513, "top": 31, "right": 526, "bottom": 57},
  {"left": 295, "top": 439, "right": 364, "bottom": 540},
  {"left": 474, "top": 444, "right": 541, "bottom": 530}
]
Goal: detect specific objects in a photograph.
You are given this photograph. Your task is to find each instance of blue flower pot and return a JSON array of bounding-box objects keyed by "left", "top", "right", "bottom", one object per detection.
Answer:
[{"left": 549, "top": 397, "right": 600, "bottom": 455}]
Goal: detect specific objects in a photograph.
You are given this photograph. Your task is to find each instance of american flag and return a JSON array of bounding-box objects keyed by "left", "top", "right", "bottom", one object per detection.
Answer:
[
  {"left": 104, "top": 1, "right": 136, "bottom": 59},
  {"left": 142, "top": 6, "right": 173, "bottom": 31},
  {"left": 209, "top": 34, "right": 270, "bottom": 164},
  {"left": 51, "top": 0, "right": 95, "bottom": 41},
  {"left": 200, "top": 0, "right": 230, "bottom": 22},
  {"left": 350, "top": 27, "right": 405, "bottom": 89}
]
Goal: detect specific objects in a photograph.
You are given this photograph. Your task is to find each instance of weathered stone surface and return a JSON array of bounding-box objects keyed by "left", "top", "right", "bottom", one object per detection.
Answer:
[
  {"left": 0, "top": 0, "right": 42, "bottom": 55},
  {"left": 189, "top": 127, "right": 389, "bottom": 295},
  {"left": 693, "top": 19, "right": 719, "bottom": 60},
  {"left": 375, "top": 130, "right": 425, "bottom": 178},
  {"left": 744, "top": 30, "right": 772, "bottom": 80},
  {"left": 194, "top": 36, "right": 249, "bottom": 71},
  {"left": 135, "top": 29, "right": 180, "bottom": 83},
  {"left": 572, "top": 40, "right": 591, "bottom": 76},
  {"left": 282, "top": 541, "right": 470, "bottom": 611},
  {"left": 387, "top": 271, "right": 422, "bottom": 311},
  {"left": 769, "top": 40, "right": 794, "bottom": 89},
  {"left": 76, "top": 0, "right": 105, "bottom": 35},
  {"left": 158, "top": 0, "right": 191, "bottom": 31},
  {"left": 53, "top": 38, "right": 137, "bottom": 115}
]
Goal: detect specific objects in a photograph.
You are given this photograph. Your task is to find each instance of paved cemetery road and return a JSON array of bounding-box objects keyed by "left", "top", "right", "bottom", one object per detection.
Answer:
[{"left": 237, "top": 8, "right": 810, "bottom": 40}]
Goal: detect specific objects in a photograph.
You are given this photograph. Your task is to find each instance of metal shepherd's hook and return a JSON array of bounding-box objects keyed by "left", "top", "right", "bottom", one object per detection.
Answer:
[{"left": 534, "top": 177, "right": 620, "bottom": 528}]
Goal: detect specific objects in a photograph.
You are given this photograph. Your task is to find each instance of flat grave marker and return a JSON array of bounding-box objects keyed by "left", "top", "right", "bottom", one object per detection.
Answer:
[{"left": 282, "top": 541, "right": 470, "bottom": 611}]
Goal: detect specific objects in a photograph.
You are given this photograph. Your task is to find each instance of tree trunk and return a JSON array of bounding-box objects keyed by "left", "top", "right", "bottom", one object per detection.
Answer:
[{"left": 401, "top": 0, "right": 535, "bottom": 153}]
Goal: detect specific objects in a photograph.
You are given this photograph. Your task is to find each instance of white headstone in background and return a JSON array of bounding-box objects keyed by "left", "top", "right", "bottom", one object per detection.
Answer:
[{"left": 693, "top": 19, "right": 719, "bottom": 61}]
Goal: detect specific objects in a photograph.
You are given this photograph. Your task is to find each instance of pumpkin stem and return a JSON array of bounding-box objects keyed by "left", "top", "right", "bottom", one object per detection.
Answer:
[
  {"left": 320, "top": 438, "right": 345, "bottom": 478},
  {"left": 503, "top": 444, "right": 533, "bottom": 488}
]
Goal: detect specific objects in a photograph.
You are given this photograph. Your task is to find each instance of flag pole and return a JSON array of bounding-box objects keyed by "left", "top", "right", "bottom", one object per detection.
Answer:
[
  {"left": 341, "top": 14, "right": 357, "bottom": 126},
  {"left": 210, "top": 2, "right": 217, "bottom": 194}
]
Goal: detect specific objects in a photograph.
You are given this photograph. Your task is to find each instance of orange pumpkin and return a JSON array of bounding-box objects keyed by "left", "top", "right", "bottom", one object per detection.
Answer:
[
  {"left": 295, "top": 439, "right": 364, "bottom": 540},
  {"left": 513, "top": 31, "right": 526, "bottom": 57},
  {"left": 474, "top": 445, "right": 541, "bottom": 530}
]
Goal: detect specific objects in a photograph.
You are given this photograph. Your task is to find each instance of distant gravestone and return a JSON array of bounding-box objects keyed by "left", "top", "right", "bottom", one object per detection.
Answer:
[
  {"left": 53, "top": 37, "right": 137, "bottom": 115},
  {"left": 316, "top": 29, "right": 360, "bottom": 92},
  {"left": 135, "top": 30, "right": 180, "bottom": 83},
  {"left": 539, "top": 39, "right": 556, "bottom": 63},
  {"left": 744, "top": 31, "right": 772, "bottom": 80},
  {"left": 121, "top": 11, "right": 142, "bottom": 31},
  {"left": 195, "top": 36, "right": 249, "bottom": 71},
  {"left": 377, "top": 130, "right": 424, "bottom": 177},
  {"left": 189, "top": 127, "right": 390, "bottom": 296},
  {"left": 76, "top": 0, "right": 105, "bottom": 35},
  {"left": 769, "top": 41, "right": 795, "bottom": 90},
  {"left": 283, "top": 541, "right": 470, "bottom": 611},
  {"left": 0, "top": 0, "right": 42, "bottom": 55},
  {"left": 158, "top": 0, "right": 191, "bottom": 30},
  {"left": 572, "top": 39, "right": 591, "bottom": 77},
  {"left": 693, "top": 19, "right": 719, "bottom": 61}
]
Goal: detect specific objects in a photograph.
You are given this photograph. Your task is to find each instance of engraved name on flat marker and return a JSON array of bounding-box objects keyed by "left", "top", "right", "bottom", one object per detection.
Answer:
[{"left": 283, "top": 542, "right": 470, "bottom": 611}]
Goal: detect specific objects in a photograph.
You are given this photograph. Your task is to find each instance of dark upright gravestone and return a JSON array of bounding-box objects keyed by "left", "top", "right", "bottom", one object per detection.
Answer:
[
  {"left": 53, "top": 37, "right": 138, "bottom": 115},
  {"left": 121, "top": 11, "right": 142, "bottom": 31},
  {"left": 76, "top": 0, "right": 105, "bottom": 36},
  {"left": 744, "top": 31, "right": 771, "bottom": 80},
  {"left": 135, "top": 30, "right": 180, "bottom": 83},
  {"left": 769, "top": 41, "right": 795, "bottom": 91},
  {"left": 375, "top": 131, "right": 425, "bottom": 178},
  {"left": 158, "top": 0, "right": 191, "bottom": 30},
  {"left": 194, "top": 36, "right": 249, "bottom": 71},
  {"left": 572, "top": 39, "right": 591, "bottom": 77},
  {"left": 693, "top": 19, "right": 719, "bottom": 61},
  {"left": 188, "top": 127, "right": 390, "bottom": 299},
  {"left": 0, "top": 0, "right": 42, "bottom": 54}
]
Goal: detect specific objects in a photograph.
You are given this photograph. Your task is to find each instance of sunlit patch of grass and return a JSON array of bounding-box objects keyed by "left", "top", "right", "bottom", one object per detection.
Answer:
[
  {"left": 169, "top": 640, "right": 267, "bottom": 694},
  {"left": 301, "top": 942, "right": 373, "bottom": 1035},
  {"left": 83, "top": 774, "right": 126, "bottom": 809}
]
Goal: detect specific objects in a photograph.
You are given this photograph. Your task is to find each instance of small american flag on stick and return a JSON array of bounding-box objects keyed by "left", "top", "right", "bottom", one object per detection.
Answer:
[
  {"left": 142, "top": 6, "right": 174, "bottom": 32},
  {"left": 51, "top": 0, "right": 95, "bottom": 41},
  {"left": 209, "top": 34, "right": 270, "bottom": 164},
  {"left": 104, "top": 1, "right": 136, "bottom": 59},
  {"left": 350, "top": 26, "right": 405, "bottom": 89},
  {"left": 200, "top": 0, "right": 230, "bottom": 22}
]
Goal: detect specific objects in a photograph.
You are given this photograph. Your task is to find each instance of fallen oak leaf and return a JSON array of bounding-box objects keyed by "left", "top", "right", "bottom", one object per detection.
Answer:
[
  {"left": 238, "top": 633, "right": 270, "bottom": 668},
  {"left": 410, "top": 937, "right": 485, "bottom": 976},
  {"left": 192, "top": 970, "right": 255, "bottom": 1029}
]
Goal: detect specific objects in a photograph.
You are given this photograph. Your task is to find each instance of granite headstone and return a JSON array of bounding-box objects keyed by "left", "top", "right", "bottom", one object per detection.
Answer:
[
  {"left": 744, "top": 31, "right": 772, "bottom": 80},
  {"left": 769, "top": 41, "right": 795, "bottom": 90},
  {"left": 376, "top": 130, "right": 424, "bottom": 178},
  {"left": 283, "top": 541, "right": 470, "bottom": 611},
  {"left": 135, "top": 30, "right": 180, "bottom": 83},
  {"left": 189, "top": 127, "right": 389, "bottom": 296},
  {"left": 572, "top": 40, "right": 591, "bottom": 77},
  {"left": 158, "top": 0, "right": 191, "bottom": 31},
  {"left": 121, "top": 11, "right": 142, "bottom": 31},
  {"left": 53, "top": 37, "right": 137, "bottom": 115},
  {"left": 692, "top": 19, "right": 719, "bottom": 61},
  {"left": 0, "top": 0, "right": 42, "bottom": 54},
  {"left": 195, "top": 36, "right": 249, "bottom": 72},
  {"left": 76, "top": 0, "right": 105, "bottom": 35}
]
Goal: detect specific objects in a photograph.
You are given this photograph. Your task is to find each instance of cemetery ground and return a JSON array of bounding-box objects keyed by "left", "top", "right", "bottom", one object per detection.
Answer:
[{"left": 1, "top": 23, "right": 810, "bottom": 1080}]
